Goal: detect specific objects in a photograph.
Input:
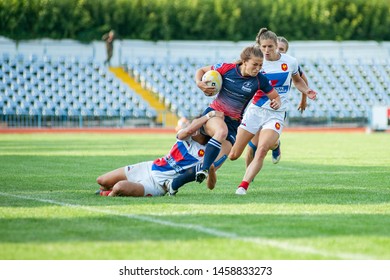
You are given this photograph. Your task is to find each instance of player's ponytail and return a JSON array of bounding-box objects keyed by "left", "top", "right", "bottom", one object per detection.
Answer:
[{"left": 255, "top": 27, "right": 277, "bottom": 45}]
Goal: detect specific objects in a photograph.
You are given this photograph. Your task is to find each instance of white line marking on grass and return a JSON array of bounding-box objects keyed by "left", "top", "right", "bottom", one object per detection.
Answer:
[{"left": 0, "top": 192, "right": 375, "bottom": 260}]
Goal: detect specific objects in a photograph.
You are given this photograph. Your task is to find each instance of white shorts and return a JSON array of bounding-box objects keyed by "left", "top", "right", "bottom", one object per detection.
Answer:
[
  {"left": 240, "top": 104, "right": 285, "bottom": 135},
  {"left": 124, "top": 161, "right": 166, "bottom": 197}
]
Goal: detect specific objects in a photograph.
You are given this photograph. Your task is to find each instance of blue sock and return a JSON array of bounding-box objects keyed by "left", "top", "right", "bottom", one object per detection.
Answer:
[
  {"left": 171, "top": 165, "right": 198, "bottom": 190},
  {"left": 214, "top": 154, "right": 227, "bottom": 169},
  {"left": 202, "top": 138, "right": 221, "bottom": 171},
  {"left": 171, "top": 153, "right": 226, "bottom": 191},
  {"left": 248, "top": 140, "right": 257, "bottom": 154}
]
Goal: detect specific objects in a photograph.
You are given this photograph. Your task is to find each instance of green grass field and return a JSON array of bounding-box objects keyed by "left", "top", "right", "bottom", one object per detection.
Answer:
[{"left": 0, "top": 131, "right": 389, "bottom": 260}]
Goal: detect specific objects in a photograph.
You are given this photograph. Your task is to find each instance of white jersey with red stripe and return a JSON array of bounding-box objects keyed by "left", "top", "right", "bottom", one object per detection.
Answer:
[
  {"left": 252, "top": 53, "right": 299, "bottom": 112},
  {"left": 151, "top": 136, "right": 205, "bottom": 185}
]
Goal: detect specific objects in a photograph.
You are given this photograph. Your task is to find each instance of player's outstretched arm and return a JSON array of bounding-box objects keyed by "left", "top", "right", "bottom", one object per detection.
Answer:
[
  {"left": 297, "top": 71, "right": 310, "bottom": 113},
  {"left": 292, "top": 73, "right": 317, "bottom": 100},
  {"left": 176, "top": 111, "right": 224, "bottom": 140}
]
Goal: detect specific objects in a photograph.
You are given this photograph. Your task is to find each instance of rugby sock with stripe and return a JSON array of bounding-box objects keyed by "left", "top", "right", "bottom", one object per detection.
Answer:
[{"left": 202, "top": 138, "right": 222, "bottom": 171}]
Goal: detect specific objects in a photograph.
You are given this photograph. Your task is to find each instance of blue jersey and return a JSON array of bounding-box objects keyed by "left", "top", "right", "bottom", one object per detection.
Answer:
[
  {"left": 152, "top": 136, "right": 205, "bottom": 175},
  {"left": 209, "top": 63, "right": 273, "bottom": 120}
]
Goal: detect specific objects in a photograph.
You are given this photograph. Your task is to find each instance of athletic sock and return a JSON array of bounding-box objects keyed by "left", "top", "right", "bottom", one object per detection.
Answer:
[
  {"left": 248, "top": 140, "right": 257, "bottom": 153},
  {"left": 272, "top": 140, "right": 280, "bottom": 151},
  {"left": 214, "top": 154, "right": 227, "bottom": 169},
  {"left": 100, "top": 190, "right": 112, "bottom": 196},
  {"left": 171, "top": 153, "right": 226, "bottom": 191},
  {"left": 171, "top": 165, "right": 197, "bottom": 190},
  {"left": 239, "top": 181, "right": 249, "bottom": 190},
  {"left": 202, "top": 138, "right": 222, "bottom": 171}
]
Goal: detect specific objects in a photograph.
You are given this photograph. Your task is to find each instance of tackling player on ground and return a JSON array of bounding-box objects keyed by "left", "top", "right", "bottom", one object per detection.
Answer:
[{"left": 95, "top": 112, "right": 223, "bottom": 197}]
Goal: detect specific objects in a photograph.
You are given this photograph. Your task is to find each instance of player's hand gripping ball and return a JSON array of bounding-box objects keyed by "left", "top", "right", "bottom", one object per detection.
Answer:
[{"left": 202, "top": 70, "right": 223, "bottom": 96}]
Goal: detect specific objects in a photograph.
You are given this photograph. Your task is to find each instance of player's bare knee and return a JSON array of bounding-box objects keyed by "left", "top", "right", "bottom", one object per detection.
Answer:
[
  {"left": 110, "top": 183, "right": 120, "bottom": 195},
  {"left": 213, "top": 129, "right": 228, "bottom": 142},
  {"left": 255, "top": 146, "right": 268, "bottom": 159},
  {"left": 96, "top": 176, "right": 104, "bottom": 185},
  {"left": 228, "top": 150, "right": 240, "bottom": 160},
  {"left": 228, "top": 152, "right": 235, "bottom": 160},
  {"left": 113, "top": 181, "right": 125, "bottom": 191},
  {"left": 97, "top": 176, "right": 112, "bottom": 187}
]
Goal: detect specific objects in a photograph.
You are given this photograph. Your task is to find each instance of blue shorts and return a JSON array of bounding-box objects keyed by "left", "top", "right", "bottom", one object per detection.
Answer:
[{"left": 201, "top": 107, "right": 240, "bottom": 146}]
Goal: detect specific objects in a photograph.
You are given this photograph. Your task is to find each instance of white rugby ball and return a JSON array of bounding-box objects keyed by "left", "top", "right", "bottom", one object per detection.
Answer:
[{"left": 202, "top": 70, "right": 223, "bottom": 96}]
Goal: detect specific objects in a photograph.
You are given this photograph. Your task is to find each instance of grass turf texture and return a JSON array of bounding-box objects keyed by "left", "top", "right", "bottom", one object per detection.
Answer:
[{"left": 0, "top": 132, "right": 389, "bottom": 260}]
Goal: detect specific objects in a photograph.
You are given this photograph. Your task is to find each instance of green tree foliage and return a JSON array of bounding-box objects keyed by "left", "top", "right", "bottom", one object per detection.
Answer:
[{"left": 0, "top": 0, "right": 389, "bottom": 42}]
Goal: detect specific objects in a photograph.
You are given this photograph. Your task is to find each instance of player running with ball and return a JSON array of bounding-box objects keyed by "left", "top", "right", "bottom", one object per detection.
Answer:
[{"left": 164, "top": 45, "right": 281, "bottom": 195}]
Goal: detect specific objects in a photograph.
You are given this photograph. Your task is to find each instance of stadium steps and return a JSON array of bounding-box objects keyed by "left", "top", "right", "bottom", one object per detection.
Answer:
[{"left": 109, "top": 67, "right": 178, "bottom": 127}]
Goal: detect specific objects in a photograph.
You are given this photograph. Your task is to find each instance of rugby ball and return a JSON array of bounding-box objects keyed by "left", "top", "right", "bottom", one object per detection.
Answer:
[{"left": 202, "top": 70, "right": 222, "bottom": 96}]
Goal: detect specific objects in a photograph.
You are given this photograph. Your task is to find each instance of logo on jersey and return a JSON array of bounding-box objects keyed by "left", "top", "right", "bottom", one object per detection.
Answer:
[
  {"left": 242, "top": 81, "right": 253, "bottom": 93},
  {"left": 198, "top": 149, "right": 205, "bottom": 157},
  {"left": 281, "top": 63, "right": 288, "bottom": 71},
  {"left": 275, "top": 122, "right": 281, "bottom": 130}
]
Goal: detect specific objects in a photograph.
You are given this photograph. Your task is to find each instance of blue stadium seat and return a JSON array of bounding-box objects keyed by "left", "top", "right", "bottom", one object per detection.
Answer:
[{"left": 1, "top": 52, "right": 389, "bottom": 127}]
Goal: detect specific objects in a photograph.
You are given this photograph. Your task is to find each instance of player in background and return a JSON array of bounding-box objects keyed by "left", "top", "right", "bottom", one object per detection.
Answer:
[
  {"left": 229, "top": 28, "right": 317, "bottom": 195},
  {"left": 164, "top": 45, "right": 281, "bottom": 195},
  {"left": 95, "top": 111, "right": 224, "bottom": 197},
  {"left": 276, "top": 36, "right": 309, "bottom": 113},
  {"left": 245, "top": 35, "right": 310, "bottom": 168}
]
